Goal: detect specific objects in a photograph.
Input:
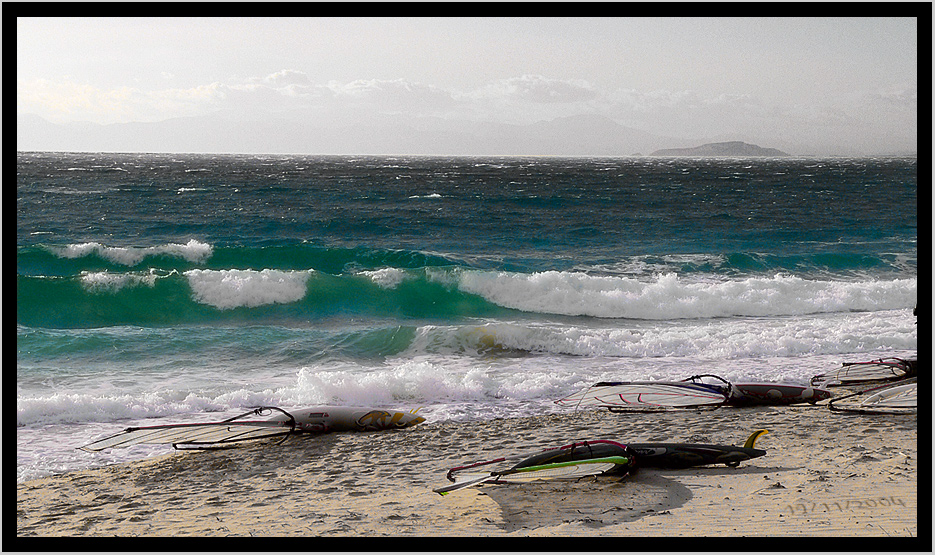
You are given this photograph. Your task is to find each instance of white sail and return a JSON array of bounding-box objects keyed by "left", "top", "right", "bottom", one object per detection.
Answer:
[
  {"left": 812, "top": 358, "right": 913, "bottom": 386},
  {"left": 861, "top": 382, "right": 917, "bottom": 408},
  {"left": 79, "top": 421, "right": 292, "bottom": 452},
  {"left": 556, "top": 382, "right": 728, "bottom": 409}
]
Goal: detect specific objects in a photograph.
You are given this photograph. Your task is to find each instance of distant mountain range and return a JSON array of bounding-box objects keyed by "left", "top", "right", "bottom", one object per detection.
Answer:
[
  {"left": 651, "top": 141, "right": 789, "bottom": 156},
  {"left": 17, "top": 113, "right": 792, "bottom": 157}
]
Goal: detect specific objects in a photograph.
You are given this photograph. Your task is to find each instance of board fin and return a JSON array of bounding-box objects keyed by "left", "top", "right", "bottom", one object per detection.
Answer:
[{"left": 743, "top": 429, "right": 769, "bottom": 449}]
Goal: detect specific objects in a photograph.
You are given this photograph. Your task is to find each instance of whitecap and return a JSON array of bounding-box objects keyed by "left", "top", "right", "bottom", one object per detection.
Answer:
[
  {"left": 54, "top": 239, "right": 213, "bottom": 265},
  {"left": 184, "top": 268, "right": 311, "bottom": 309}
]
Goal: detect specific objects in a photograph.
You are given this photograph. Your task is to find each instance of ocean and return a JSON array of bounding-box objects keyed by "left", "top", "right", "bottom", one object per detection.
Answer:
[{"left": 16, "top": 152, "right": 918, "bottom": 482}]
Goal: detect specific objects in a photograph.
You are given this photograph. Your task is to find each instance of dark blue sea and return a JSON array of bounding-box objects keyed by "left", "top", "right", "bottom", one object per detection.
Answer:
[{"left": 17, "top": 152, "right": 918, "bottom": 480}]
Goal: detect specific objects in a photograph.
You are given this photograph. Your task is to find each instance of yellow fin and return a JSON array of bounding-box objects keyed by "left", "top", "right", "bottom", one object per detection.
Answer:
[{"left": 743, "top": 429, "right": 769, "bottom": 449}]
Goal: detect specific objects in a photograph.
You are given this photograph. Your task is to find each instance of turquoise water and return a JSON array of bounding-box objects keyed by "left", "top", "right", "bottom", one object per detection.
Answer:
[{"left": 17, "top": 152, "right": 918, "bottom": 480}]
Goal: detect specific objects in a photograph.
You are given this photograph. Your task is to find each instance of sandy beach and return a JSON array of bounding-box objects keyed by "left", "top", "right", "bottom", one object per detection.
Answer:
[{"left": 16, "top": 404, "right": 920, "bottom": 542}]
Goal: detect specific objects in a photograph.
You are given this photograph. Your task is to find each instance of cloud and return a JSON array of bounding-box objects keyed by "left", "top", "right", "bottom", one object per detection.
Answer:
[
  {"left": 867, "top": 83, "right": 917, "bottom": 110},
  {"left": 16, "top": 78, "right": 227, "bottom": 124},
  {"left": 326, "top": 78, "right": 460, "bottom": 113},
  {"left": 13, "top": 72, "right": 774, "bottom": 130},
  {"left": 234, "top": 70, "right": 323, "bottom": 103},
  {"left": 16, "top": 70, "right": 917, "bottom": 155},
  {"left": 469, "top": 74, "right": 598, "bottom": 104},
  {"left": 258, "top": 69, "right": 311, "bottom": 87},
  {"left": 213, "top": 74, "right": 463, "bottom": 120},
  {"left": 451, "top": 75, "right": 610, "bottom": 124}
]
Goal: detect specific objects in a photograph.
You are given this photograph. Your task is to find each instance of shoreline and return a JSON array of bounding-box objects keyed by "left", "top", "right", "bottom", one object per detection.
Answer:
[{"left": 16, "top": 406, "right": 920, "bottom": 540}]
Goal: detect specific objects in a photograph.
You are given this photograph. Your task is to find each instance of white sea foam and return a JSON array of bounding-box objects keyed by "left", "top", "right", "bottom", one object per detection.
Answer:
[
  {"left": 405, "top": 310, "right": 917, "bottom": 360},
  {"left": 360, "top": 267, "right": 409, "bottom": 289},
  {"left": 289, "top": 359, "right": 572, "bottom": 420},
  {"left": 80, "top": 270, "right": 161, "bottom": 292},
  {"left": 17, "top": 391, "right": 210, "bottom": 427},
  {"left": 17, "top": 339, "right": 918, "bottom": 481},
  {"left": 15, "top": 379, "right": 309, "bottom": 429},
  {"left": 456, "top": 270, "right": 917, "bottom": 319},
  {"left": 293, "top": 362, "right": 451, "bottom": 406},
  {"left": 55, "top": 239, "right": 213, "bottom": 265},
  {"left": 184, "top": 268, "right": 311, "bottom": 309}
]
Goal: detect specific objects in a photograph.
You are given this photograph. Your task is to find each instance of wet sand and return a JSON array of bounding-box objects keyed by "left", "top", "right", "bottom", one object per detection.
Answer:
[{"left": 16, "top": 405, "right": 920, "bottom": 541}]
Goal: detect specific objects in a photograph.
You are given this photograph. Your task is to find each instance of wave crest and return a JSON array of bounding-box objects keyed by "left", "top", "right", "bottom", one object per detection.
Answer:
[
  {"left": 457, "top": 270, "right": 916, "bottom": 319},
  {"left": 185, "top": 268, "right": 312, "bottom": 309},
  {"left": 53, "top": 239, "right": 212, "bottom": 266}
]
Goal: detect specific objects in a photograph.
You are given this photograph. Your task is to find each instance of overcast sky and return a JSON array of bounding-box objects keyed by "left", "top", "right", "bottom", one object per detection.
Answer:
[{"left": 17, "top": 17, "right": 918, "bottom": 155}]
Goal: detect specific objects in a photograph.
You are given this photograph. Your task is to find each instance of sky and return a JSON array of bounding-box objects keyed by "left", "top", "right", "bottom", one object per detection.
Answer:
[{"left": 16, "top": 17, "right": 919, "bottom": 155}]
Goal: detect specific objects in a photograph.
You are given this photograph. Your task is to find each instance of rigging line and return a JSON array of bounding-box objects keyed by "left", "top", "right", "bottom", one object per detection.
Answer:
[
  {"left": 687, "top": 374, "right": 734, "bottom": 403},
  {"left": 573, "top": 382, "right": 599, "bottom": 413},
  {"left": 244, "top": 406, "right": 297, "bottom": 433}
]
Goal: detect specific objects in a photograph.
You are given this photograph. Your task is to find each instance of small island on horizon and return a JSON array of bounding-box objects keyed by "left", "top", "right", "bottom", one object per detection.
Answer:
[{"left": 651, "top": 141, "right": 789, "bottom": 157}]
